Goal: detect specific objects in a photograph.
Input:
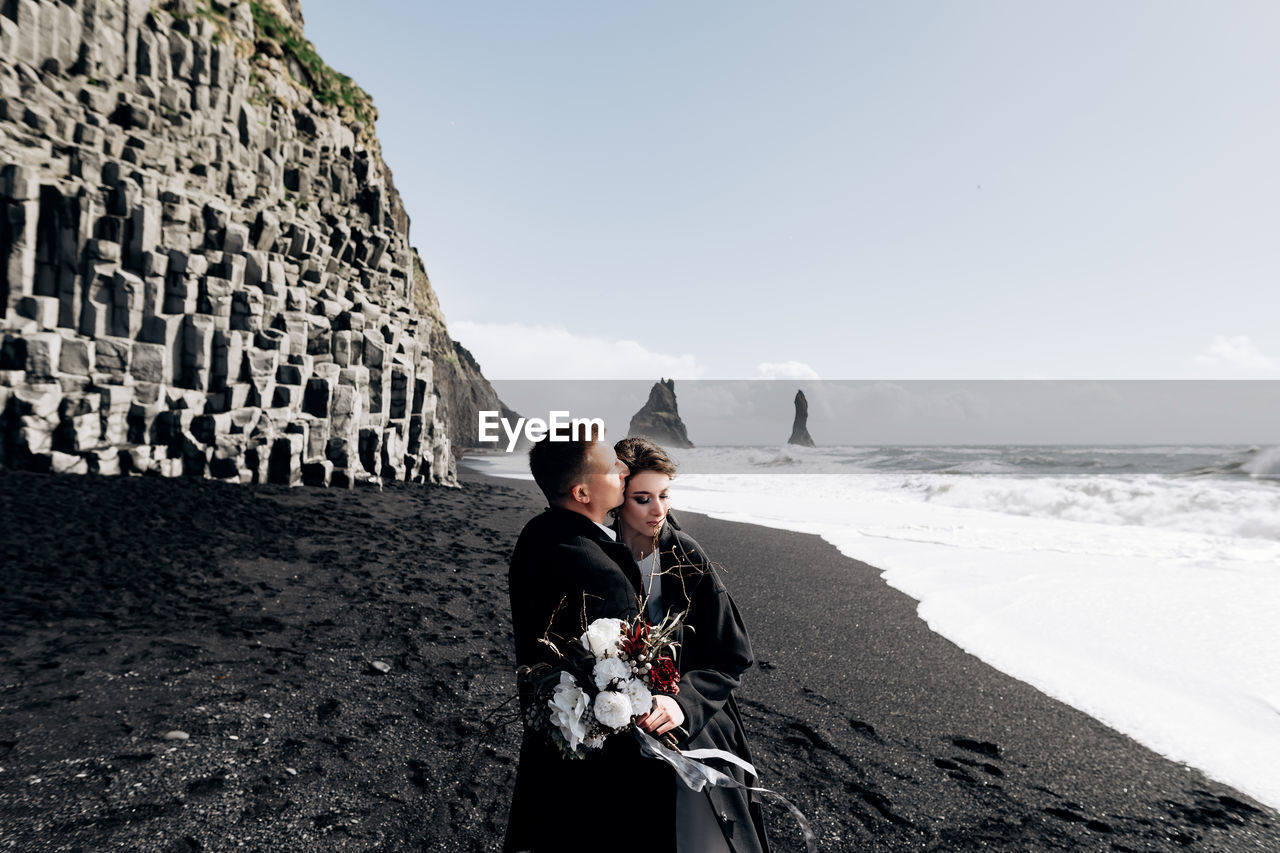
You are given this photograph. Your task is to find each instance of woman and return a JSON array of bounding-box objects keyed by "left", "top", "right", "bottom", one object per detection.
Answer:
[{"left": 614, "top": 437, "right": 770, "bottom": 853}]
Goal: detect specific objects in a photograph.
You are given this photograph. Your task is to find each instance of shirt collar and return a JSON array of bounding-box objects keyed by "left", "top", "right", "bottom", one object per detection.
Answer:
[{"left": 543, "top": 505, "right": 620, "bottom": 543}]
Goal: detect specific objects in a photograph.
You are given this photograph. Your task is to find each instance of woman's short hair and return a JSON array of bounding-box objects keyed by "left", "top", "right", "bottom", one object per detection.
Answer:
[{"left": 613, "top": 436, "right": 677, "bottom": 480}]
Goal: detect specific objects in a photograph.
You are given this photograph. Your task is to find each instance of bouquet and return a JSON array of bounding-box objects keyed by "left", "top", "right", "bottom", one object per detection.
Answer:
[
  {"left": 516, "top": 607, "right": 818, "bottom": 851},
  {"left": 521, "top": 610, "right": 684, "bottom": 757}
]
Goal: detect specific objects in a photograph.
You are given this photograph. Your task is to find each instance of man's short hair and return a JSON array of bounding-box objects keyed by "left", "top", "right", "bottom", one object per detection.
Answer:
[{"left": 528, "top": 422, "right": 604, "bottom": 502}]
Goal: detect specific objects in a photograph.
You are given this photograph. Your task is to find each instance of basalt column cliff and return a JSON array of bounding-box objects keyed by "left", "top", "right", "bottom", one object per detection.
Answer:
[{"left": 0, "top": 0, "right": 504, "bottom": 486}]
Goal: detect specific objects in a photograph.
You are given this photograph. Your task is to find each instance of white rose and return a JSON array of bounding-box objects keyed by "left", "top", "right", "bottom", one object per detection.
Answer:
[
  {"left": 580, "top": 618, "right": 625, "bottom": 660},
  {"left": 622, "top": 677, "right": 653, "bottom": 717},
  {"left": 547, "top": 672, "right": 588, "bottom": 752},
  {"left": 592, "top": 689, "right": 633, "bottom": 730},
  {"left": 593, "top": 657, "right": 630, "bottom": 691}
]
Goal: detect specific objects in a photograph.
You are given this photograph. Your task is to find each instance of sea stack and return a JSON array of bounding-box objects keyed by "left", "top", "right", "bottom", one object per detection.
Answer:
[
  {"left": 627, "top": 379, "right": 693, "bottom": 448},
  {"left": 788, "top": 389, "right": 815, "bottom": 447}
]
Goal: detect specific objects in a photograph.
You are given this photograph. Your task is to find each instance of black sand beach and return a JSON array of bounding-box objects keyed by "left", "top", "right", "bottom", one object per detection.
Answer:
[{"left": 0, "top": 467, "right": 1276, "bottom": 852}]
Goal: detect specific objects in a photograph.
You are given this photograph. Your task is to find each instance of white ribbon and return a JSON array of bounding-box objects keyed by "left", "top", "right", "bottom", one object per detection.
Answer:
[
  {"left": 680, "top": 746, "right": 759, "bottom": 779},
  {"left": 633, "top": 726, "right": 818, "bottom": 853}
]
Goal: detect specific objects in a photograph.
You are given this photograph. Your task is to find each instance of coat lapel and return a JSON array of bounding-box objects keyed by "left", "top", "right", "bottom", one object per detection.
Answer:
[
  {"left": 656, "top": 524, "right": 694, "bottom": 667},
  {"left": 601, "top": 536, "right": 642, "bottom": 598},
  {"left": 545, "top": 506, "right": 642, "bottom": 597}
]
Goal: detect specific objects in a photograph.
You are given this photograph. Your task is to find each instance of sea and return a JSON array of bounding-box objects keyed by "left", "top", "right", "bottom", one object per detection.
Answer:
[{"left": 467, "top": 444, "right": 1280, "bottom": 811}]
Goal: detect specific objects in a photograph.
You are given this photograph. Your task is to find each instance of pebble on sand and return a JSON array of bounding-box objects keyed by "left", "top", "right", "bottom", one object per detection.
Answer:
[{"left": 163, "top": 731, "right": 190, "bottom": 741}]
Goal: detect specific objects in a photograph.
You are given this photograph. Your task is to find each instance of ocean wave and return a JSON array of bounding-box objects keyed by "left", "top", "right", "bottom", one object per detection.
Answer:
[
  {"left": 1243, "top": 447, "right": 1280, "bottom": 480},
  {"left": 749, "top": 448, "right": 805, "bottom": 468},
  {"left": 671, "top": 444, "right": 1274, "bottom": 481},
  {"left": 1011, "top": 453, "right": 1065, "bottom": 466},
  {"left": 936, "top": 460, "right": 1021, "bottom": 475},
  {"left": 911, "top": 474, "right": 1280, "bottom": 541}
]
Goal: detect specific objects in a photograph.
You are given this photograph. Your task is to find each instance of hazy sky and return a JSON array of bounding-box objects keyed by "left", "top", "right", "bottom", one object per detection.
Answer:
[
  {"left": 304, "top": 2, "right": 1280, "bottom": 381},
  {"left": 487, "top": 380, "right": 1280, "bottom": 445}
]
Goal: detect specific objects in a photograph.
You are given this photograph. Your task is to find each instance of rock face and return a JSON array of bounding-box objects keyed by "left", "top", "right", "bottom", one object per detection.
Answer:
[
  {"left": 409, "top": 254, "right": 514, "bottom": 453},
  {"left": 429, "top": 333, "right": 519, "bottom": 452},
  {"left": 627, "top": 379, "right": 693, "bottom": 449},
  {"left": 0, "top": 0, "right": 492, "bottom": 486},
  {"left": 788, "top": 389, "right": 815, "bottom": 447}
]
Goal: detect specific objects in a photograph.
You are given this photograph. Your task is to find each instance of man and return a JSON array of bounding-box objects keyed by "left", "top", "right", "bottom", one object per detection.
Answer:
[{"left": 503, "top": 427, "right": 675, "bottom": 852}]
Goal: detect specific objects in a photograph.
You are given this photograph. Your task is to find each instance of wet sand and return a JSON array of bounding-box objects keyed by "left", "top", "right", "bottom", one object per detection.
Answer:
[{"left": 0, "top": 466, "right": 1275, "bottom": 851}]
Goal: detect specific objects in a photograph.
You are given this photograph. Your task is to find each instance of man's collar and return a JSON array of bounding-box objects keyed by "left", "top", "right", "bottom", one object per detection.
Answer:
[{"left": 544, "top": 505, "right": 619, "bottom": 542}]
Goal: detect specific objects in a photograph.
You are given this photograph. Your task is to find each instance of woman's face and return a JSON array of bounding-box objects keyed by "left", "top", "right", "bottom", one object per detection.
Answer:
[{"left": 619, "top": 470, "right": 672, "bottom": 542}]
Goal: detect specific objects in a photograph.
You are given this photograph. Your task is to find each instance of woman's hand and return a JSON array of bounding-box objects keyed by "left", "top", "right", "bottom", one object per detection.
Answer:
[{"left": 635, "top": 694, "right": 685, "bottom": 736}]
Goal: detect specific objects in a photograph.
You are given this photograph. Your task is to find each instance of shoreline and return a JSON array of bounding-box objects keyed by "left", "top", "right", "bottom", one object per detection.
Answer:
[
  {"left": 0, "top": 467, "right": 1275, "bottom": 851},
  {"left": 658, "top": 494, "right": 1279, "bottom": 850},
  {"left": 471, "top": 449, "right": 1280, "bottom": 815}
]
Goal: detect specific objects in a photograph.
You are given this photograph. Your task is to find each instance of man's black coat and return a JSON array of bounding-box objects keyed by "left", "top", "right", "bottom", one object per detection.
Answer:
[{"left": 503, "top": 506, "right": 674, "bottom": 853}]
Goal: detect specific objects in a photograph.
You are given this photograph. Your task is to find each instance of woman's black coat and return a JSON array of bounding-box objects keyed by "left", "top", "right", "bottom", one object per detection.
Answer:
[{"left": 654, "top": 514, "right": 771, "bottom": 853}]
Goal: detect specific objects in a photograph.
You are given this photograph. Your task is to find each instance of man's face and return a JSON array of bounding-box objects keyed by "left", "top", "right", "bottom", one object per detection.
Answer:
[{"left": 583, "top": 441, "right": 628, "bottom": 515}]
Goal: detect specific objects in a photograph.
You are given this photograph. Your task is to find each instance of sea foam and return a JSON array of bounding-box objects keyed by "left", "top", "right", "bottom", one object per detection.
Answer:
[{"left": 1244, "top": 446, "right": 1280, "bottom": 480}]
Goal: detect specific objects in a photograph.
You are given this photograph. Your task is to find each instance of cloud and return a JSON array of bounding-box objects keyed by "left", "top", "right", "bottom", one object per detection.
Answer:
[
  {"left": 679, "top": 381, "right": 763, "bottom": 421},
  {"left": 823, "top": 382, "right": 991, "bottom": 423},
  {"left": 754, "top": 361, "right": 821, "bottom": 380},
  {"left": 1192, "top": 336, "right": 1280, "bottom": 377},
  {"left": 449, "top": 320, "right": 705, "bottom": 380},
  {"left": 1063, "top": 382, "right": 1125, "bottom": 406}
]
